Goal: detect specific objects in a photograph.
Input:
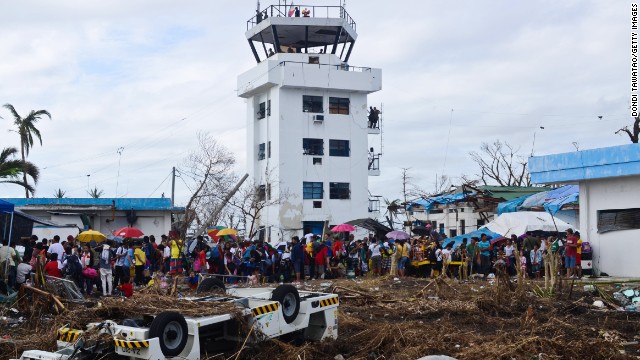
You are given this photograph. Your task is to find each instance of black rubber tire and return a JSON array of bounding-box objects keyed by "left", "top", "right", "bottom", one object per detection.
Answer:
[
  {"left": 149, "top": 311, "right": 188, "bottom": 357},
  {"left": 270, "top": 284, "right": 300, "bottom": 324},
  {"left": 197, "top": 277, "right": 226, "bottom": 294}
]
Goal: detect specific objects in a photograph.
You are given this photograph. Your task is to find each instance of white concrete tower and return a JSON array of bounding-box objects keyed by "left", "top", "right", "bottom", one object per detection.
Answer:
[{"left": 237, "top": 3, "right": 382, "bottom": 241}]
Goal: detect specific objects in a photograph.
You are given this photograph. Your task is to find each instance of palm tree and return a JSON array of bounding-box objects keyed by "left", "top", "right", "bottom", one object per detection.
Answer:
[
  {"left": 4, "top": 103, "right": 51, "bottom": 198},
  {"left": 53, "top": 188, "right": 66, "bottom": 198},
  {"left": 88, "top": 186, "right": 104, "bottom": 198},
  {"left": 384, "top": 198, "right": 402, "bottom": 229},
  {"left": 0, "top": 147, "right": 40, "bottom": 195}
]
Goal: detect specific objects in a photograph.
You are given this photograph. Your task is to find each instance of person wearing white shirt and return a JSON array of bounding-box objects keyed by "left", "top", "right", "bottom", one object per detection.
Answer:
[
  {"left": 368, "top": 241, "right": 382, "bottom": 275},
  {"left": 16, "top": 260, "right": 32, "bottom": 285},
  {"left": 47, "top": 235, "right": 64, "bottom": 260}
]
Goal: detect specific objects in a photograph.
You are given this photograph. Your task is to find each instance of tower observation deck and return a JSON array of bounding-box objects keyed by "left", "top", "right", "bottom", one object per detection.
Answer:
[{"left": 246, "top": 4, "right": 357, "bottom": 63}]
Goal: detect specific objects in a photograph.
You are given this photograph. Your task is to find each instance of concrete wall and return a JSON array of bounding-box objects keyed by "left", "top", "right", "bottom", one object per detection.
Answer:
[{"left": 580, "top": 175, "right": 640, "bottom": 277}]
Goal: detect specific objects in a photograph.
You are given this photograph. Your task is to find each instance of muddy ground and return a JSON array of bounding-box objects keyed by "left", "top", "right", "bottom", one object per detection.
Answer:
[{"left": 2, "top": 277, "right": 639, "bottom": 360}]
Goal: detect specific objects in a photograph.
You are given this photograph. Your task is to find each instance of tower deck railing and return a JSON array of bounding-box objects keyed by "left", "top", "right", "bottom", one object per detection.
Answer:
[
  {"left": 248, "top": 5, "right": 356, "bottom": 31},
  {"left": 278, "top": 60, "right": 371, "bottom": 72}
]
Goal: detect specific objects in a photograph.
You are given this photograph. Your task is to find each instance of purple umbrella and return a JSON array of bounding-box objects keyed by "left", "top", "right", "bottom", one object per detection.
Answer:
[{"left": 386, "top": 230, "right": 410, "bottom": 240}]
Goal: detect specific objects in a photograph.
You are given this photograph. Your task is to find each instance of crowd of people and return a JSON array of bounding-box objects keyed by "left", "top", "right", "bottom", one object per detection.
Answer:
[{"left": 0, "top": 227, "right": 586, "bottom": 298}]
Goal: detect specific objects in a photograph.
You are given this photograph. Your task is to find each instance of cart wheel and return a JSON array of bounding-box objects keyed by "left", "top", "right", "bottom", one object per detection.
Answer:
[
  {"left": 197, "top": 277, "right": 226, "bottom": 294},
  {"left": 149, "top": 311, "right": 188, "bottom": 357},
  {"left": 271, "top": 284, "right": 300, "bottom": 324}
]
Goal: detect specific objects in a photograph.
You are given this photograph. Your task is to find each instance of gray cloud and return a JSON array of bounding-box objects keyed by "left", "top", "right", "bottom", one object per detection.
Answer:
[{"left": 0, "top": 0, "right": 631, "bottom": 204}]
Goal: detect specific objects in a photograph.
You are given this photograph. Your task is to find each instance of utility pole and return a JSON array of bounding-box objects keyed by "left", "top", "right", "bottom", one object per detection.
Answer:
[
  {"left": 171, "top": 167, "right": 176, "bottom": 207},
  {"left": 401, "top": 167, "right": 411, "bottom": 204}
]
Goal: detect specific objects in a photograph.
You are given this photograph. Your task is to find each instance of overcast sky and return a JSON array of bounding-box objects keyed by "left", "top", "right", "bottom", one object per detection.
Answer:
[{"left": 0, "top": 1, "right": 632, "bottom": 204}]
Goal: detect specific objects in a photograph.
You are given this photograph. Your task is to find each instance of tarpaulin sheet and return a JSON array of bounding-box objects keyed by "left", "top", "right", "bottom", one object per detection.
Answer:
[
  {"left": 496, "top": 194, "right": 530, "bottom": 215},
  {"left": 520, "top": 191, "right": 551, "bottom": 208},
  {"left": 545, "top": 185, "right": 578, "bottom": 199},
  {"left": 485, "top": 212, "right": 573, "bottom": 237},
  {"left": 543, "top": 193, "right": 579, "bottom": 215},
  {"left": 407, "top": 192, "right": 474, "bottom": 211}
]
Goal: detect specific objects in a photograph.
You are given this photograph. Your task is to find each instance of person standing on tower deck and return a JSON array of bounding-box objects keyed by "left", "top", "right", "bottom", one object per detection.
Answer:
[{"left": 368, "top": 106, "right": 381, "bottom": 128}]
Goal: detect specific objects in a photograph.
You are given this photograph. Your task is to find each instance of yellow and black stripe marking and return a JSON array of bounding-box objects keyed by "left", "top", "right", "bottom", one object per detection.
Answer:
[
  {"left": 57, "top": 328, "right": 82, "bottom": 343},
  {"left": 252, "top": 302, "right": 280, "bottom": 317},
  {"left": 319, "top": 296, "right": 339, "bottom": 308},
  {"left": 114, "top": 339, "right": 150, "bottom": 349}
]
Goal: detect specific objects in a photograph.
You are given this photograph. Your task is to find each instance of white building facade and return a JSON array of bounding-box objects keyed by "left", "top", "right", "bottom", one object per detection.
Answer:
[
  {"left": 237, "top": 5, "right": 382, "bottom": 240},
  {"left": 530, "top": 143, "right": 640, "bottom": 277}
]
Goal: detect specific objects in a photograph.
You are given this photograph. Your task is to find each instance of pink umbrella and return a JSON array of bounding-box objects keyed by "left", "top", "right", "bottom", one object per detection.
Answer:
[{"left": 331, "top": 224, "right": 356, "bottom": 232}]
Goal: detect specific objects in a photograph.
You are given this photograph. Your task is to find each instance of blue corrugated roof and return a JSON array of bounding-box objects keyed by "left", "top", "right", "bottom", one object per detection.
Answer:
[
  {"left": 529, "top": 143, "right": 640, "bottom": 183},
  {"left": 1, "top": 198, "right": 183, "bottom": 211}
]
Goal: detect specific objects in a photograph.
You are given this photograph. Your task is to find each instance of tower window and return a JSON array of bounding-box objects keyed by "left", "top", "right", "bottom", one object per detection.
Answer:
[
  {"left": 313, "top": 201, "right": 322, "bottom": 208},
  {"left": 258, "top": 143, "right": 265, "bottom": 160},
  {"left": 267, "top": 141, "right": 271, "bottom": 158},
  {"left": 330, "top": 182, "right": 350, "bottom": 199},
  {"left": 329, "top": 97, "right": 350, "bottom": 115},
  {"left": 303, "top": 138, "right": 323, "bottom": 155},
  {"left": 329, "top": 139, "right": 350, "bottom": 157},
  {"left": 257, "top": 102, "right": 266, "bottom": 119},
  {"left": 267, "top": 100, "right": 271, "bottom": 116},
  {"left": 257, "top": 185, "right": 266, "bottom": 202},
  {"left": 313, "top": 157, "right": 322, "bottom": 165},
  {"left": 303, "top": 182, "right": 323, "bottom": 199},
  {"left": 303, "top": 95, "right": 323, "bottom": 113}
]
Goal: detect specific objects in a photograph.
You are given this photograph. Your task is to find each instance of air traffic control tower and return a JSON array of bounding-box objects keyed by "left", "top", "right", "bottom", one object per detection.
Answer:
[{"left": 237, "top": 3, "right": 382, "bottom": 240}]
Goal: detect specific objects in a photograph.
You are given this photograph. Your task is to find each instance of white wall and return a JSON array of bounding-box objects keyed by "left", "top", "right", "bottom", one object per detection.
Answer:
[
  {"left": 409, "top": 203, "right": 489, "bottom": 237},
  {"left": 18, "top": 209, "right": 172, "bottom": 241},
  {"left": 580, "top": 175, "right": 640, "bottom": 277},
  {"left": 240, "top": 52, "right": 380, "bottom": 242}
]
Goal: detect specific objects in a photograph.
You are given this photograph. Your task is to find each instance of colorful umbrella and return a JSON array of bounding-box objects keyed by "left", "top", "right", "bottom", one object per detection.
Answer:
[
  {"left": 217, "top": 228, "right": 238, "bottom": 236},
  {"left": 208, "top": 226, "right": 237, "bottom": 243},
  {"left": 331, "top": 224, "right": 356, "bottom": 232},
  {"left": 113, "top": 227, "right": 144, "bottom": 238},
  {"left": 386, "top": 230, "right": 410, "bottom": 240},
  {"left": 77, "top": 229, "right": 107, "bottom": 243}
]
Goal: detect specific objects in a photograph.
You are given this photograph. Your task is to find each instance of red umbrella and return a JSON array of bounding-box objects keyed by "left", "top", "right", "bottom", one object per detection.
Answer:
[
  {"left": 113, "top": 227, "right": 144, "bottom": 238},
  {"left": 331, "top": 224, "right": 356, "bottom": 232}
]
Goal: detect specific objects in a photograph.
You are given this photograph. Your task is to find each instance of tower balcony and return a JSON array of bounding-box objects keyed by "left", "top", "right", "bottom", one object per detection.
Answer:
[
  {"left": 237, "top": 54, "right": 381, "bottom": 98},
  {"left": 368, "top": 153, "right": 380, "bottom": 176},
  {"left": 368, "top": 197, "right": 381, "bottom": 217},
  {"left": 367, "top": 118, "right": 381, "bottom": 134},
  {"left": 245, "top": 4, "right": 358, "bottom": 64}
]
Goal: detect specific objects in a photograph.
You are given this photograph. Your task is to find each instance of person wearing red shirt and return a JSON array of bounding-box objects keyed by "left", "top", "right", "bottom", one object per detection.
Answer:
[
  {"left": 332, "top": 236, "right": 344, "bottom": 259},
  {"left": 43, "top": 253, "right": 63, "bottom": 278},
  {"left": 116, "top": 276, "right": 134, "bottom": 297},
  {"left": 315, "top": 244, "right": 328, "bottom": 279},
  {"left": 564, "top": 229, "right": 578, "bottom": 278}
]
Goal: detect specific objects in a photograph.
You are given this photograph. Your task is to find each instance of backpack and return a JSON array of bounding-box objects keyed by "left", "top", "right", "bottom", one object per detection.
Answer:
[
  {"left": 382, "top": 245, "right": 393, "bottom": 257},
  {"left": 210, "top": 246, "right": 221, "bottom": 259},
  {"left": 66, "top": 254, "right": 82, "bottom": 277},
  {"left": 428, "top": 248, "right": 438, "bottom": 262}
]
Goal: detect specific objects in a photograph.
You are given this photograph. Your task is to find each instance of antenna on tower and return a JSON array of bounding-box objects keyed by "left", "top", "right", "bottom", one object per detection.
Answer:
[{"left": 257, "top": 0, "right": 260, "bottom": 12}]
